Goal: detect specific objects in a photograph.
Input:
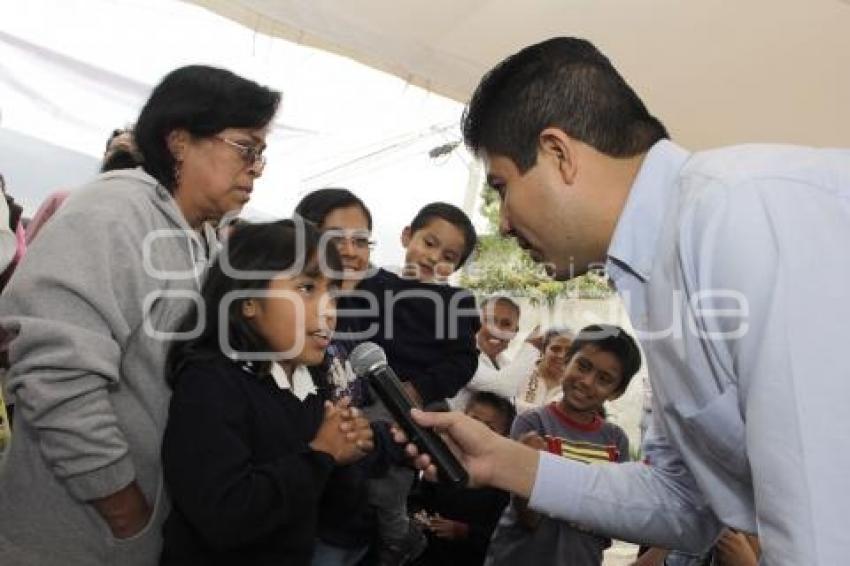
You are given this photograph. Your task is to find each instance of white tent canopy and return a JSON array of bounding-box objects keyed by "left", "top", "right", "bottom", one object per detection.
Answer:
[
  {"left": 188, "top": 0, "right": 850, "bottom": 148},
  {"left": 0, "top": 1, "right": 473, "bottom": 267}
]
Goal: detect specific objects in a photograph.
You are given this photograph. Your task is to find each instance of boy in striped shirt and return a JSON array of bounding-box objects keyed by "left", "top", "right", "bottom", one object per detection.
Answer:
[{"left": 485, "top": 324, "right": 641, "bottom": 566}]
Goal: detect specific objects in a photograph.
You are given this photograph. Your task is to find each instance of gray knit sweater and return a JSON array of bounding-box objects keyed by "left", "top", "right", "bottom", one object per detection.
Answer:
[{"left": 0, "top": 169, "right": 214, "bottom": 566}]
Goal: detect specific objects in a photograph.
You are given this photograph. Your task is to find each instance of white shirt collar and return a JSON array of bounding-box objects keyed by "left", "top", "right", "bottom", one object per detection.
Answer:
[
  {"left": 606, "top": 139, "right": 690, "bottom": 282},
  {"left": 479, "top": 350, "right": 511, "bottom": 370},
  {"left": 270, "top": 363, "right": 318, "bottom": 401}
]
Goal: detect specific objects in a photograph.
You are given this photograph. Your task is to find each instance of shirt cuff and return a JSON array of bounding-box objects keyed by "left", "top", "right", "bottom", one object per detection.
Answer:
[
  {"left": 527, "top": 450, "right": 588, "bottom": 520},
  {"left": 64, "top": 452, "right": 136, "bottom": 502}
]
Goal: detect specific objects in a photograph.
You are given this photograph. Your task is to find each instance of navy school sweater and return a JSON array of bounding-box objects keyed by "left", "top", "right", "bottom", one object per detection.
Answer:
[
  {"left": 160, "top": 355, "right": 335, "bottom": 566},
  {"left": 336, "top": 268, "right": 480, "bottom": 405}
]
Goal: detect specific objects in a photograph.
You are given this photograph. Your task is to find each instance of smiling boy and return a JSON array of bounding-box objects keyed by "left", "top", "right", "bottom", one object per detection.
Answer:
[
  {"left": 336, "top": 201, "right": 480, "bottom": 565},
  {"left": 484, "top": 324, "right": 640, "bottom": 566}
]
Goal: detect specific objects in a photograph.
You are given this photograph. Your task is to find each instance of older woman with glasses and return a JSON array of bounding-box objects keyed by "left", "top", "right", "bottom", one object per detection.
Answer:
[{"left": 0, "top": 65, "right": 279, "bottom": 566}]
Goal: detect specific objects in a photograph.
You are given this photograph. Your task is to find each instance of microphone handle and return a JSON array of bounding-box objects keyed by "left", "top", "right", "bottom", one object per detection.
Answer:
[{"left": 368, "top": 366, "right": 468, "bottom": 487}]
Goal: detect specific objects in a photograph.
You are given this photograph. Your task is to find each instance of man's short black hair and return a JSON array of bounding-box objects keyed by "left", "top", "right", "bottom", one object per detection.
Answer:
[
  {"left": 409, "top": 201, "right": 477, "bottom": 266},
  {"left": 462, "top": 37, "right": 668, "bottom": 172}
]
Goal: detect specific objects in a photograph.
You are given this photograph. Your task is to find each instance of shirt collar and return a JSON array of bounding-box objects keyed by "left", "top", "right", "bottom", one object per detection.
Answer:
[
  {"left": 479, "top": 351, "right": 509, "bottom": 370},
  {"left": 270, "top": 363, "right": 317, "bottom": 401},
  {"left": 606, "top": 140, "right": 691, "bottom": 282}
]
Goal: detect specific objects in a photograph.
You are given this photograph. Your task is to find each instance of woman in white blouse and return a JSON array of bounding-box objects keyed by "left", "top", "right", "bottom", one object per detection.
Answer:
[{"left": 514, "top": 327, "right": 574, "bottom": 414}]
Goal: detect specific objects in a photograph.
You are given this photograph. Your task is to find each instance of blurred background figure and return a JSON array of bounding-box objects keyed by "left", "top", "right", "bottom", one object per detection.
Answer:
[
  {"left": 26, "top": 126, "right": 141, "bottom": 245},
  {"left": 514, "top": 327, "right": 574, "bottom": 414}
]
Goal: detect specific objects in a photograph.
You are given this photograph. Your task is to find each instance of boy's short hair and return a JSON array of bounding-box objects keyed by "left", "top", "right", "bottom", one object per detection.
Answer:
[
  {"left": 479, "top": 294, "right": 521, "bottom": 317},
  {"left": 566, "top": 324, "right": 641, "bottom": 395},
  {"left": 409, "top": 202, "right": 477, "bottom": 266},
  {"left": 467, "top": 391, "right": 517, "bottom": 433}
]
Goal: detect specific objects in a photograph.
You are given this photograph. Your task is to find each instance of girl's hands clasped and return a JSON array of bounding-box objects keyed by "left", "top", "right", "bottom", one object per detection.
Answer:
[{"left": 310, "top": 397, "right": 374, "bottom": 465}]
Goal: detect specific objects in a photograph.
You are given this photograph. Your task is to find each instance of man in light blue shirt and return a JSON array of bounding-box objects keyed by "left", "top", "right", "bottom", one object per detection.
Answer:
[{"left": 408, "top": 37, "right": 850, "bottom": 565}]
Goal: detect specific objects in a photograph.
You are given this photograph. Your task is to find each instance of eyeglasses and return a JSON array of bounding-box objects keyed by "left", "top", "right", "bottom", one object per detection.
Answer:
[
  {"left": 327, "top": 234, "right": 376, "bottom": 250},
  {"left": 215, "top": 136, "right": 267, "bottom": 169}
]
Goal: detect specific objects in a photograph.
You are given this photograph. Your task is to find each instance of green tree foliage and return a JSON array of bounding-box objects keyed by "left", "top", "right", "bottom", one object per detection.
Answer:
[{"left": 460, "top": 184, "right": 612, "bottom": 304}]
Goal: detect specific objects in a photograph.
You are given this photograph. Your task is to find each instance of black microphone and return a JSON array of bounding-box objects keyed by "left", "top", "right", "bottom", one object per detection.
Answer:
[{"left": 349, "top": 342, "right": 468, "bottom": 487}]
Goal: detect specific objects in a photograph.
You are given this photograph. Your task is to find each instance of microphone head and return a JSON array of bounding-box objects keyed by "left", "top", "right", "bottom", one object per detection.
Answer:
[{"left": 349, "top": 342, "right": 388, "bottom": 377}]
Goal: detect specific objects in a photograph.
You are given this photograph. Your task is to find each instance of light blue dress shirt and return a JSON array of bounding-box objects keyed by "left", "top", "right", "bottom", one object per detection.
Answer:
[{"left": 527, "top": 140, "right": 850, "bottom": 565}]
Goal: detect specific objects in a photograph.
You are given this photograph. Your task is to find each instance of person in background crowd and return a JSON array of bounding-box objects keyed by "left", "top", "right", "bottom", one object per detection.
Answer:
[
  {"left": 0, "top": 65, "right": 280, "bottom": 566},
  {"left": 411, "top": 391, "right": 515, "bottom": 566},
  {"left": 0, "top": 173, "right": 19, "bottom": 275},
  {"left": 0, "top": 172, "right": 16, "bottom": 446},
  {"left": 514, "top": 327, "right": 574, "bottom": 414},
  {"left": 295, "top": 187, "right": 375, "bottom": 293},
  {"left": 0, "top": 172, "right": 28, "bottom": 430},
  {"left": 25, "top": 126, "right": 142, "bottom": 245},
  {"left": 295, "top": 188, "right": 397, "bottom": 566},
  {"left": 448, "top": 296, "right": 540, "bottom": 412}
]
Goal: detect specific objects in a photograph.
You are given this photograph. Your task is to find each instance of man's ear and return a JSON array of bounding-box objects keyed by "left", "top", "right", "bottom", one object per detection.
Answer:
[
  {"left": 538, "top": 127, "right": 578, "bottom": 185},
  {"left": 166, "top": 129, "right": 190, "bottom": 161},
  {"left": 401, "top": 226, "right": 412, "bottom": 248},
  {"left": 242, "top": 298, "right": 258, "bottom": 319}
]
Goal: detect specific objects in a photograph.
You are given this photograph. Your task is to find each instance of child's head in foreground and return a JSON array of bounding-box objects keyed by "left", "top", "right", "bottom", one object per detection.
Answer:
[{"left": 169, "top": 219, "right": 342, "bottom": 381}]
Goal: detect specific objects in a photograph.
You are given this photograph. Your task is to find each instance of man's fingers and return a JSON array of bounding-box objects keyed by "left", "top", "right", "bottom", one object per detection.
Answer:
[
  {"left": 410, "top": 408, "right": 455, "bottom": 431},
  {"left": 422, "top": 464, "right": 439, "bottom": 482},
  {"left": 391, "top": 428, "right": 407, "bottom": 444},
  {"left": 518, "top": 431, "right": 546, "bottom": 449},
  {"left": 412, "top": 452, "right": 439, "bottom": 481}
]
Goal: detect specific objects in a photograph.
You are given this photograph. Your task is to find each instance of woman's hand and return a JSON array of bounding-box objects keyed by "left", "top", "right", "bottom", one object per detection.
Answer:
[
  {"left": 525, "top": 324, "right": 545, "bottom": 352},
  {"left": 91, "top": 481, "right": 152, "bottom": 539}
]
